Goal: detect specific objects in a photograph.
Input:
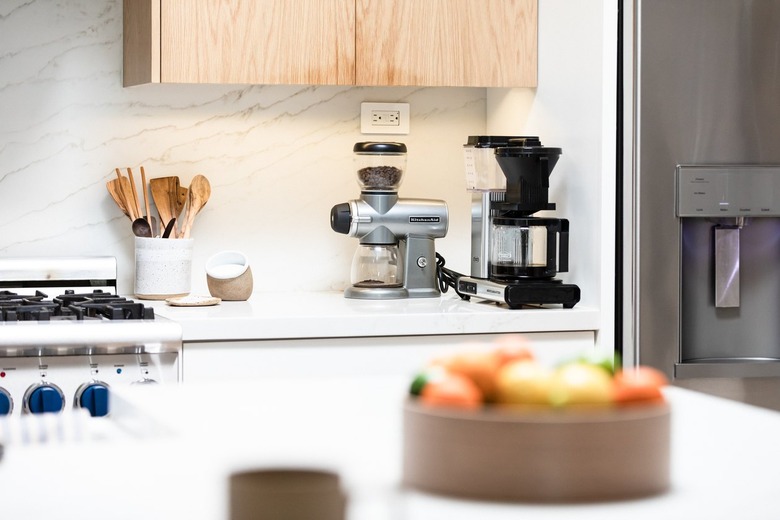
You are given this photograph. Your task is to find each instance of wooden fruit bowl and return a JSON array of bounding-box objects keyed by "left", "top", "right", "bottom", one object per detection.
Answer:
[{"left": 402, "top": 399, "right": 670, "bottom": 503}]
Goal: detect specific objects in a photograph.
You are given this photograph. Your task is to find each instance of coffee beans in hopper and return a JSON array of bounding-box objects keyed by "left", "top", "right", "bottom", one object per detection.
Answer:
[{"left": 358, "top": 166, "right": 402, "bottom": 188}]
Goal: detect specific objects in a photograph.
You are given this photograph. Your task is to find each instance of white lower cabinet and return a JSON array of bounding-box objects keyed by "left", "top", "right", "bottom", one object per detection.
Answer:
[{"left": 181, "top": 331, "right": 596, "bottom": 383}]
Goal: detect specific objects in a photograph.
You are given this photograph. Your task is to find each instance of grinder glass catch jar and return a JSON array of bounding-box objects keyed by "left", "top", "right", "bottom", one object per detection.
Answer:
[{"left": 351, "top": 142, "right": 406, "bottom": 291}]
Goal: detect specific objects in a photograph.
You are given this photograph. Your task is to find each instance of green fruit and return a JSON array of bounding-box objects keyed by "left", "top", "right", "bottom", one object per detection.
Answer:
[{"left": 409, "top": 365, "right": 448, "bottom": 396}]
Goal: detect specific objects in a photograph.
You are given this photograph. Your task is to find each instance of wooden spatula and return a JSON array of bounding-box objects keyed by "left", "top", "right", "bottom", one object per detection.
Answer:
[
  {"left": 175, "top": 185, "right": 188, "bottom": 219},
  {"left": 106, "top": 179, "right": 131, "bottom": 219},
  {"left": 150, "top": 177, "right": 176, "bottom": 231}
]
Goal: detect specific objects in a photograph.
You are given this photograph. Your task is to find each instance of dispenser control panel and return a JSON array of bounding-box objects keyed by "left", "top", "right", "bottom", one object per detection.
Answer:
[{"left": 676, "top": 165, "right": 780, "bottom": 217}]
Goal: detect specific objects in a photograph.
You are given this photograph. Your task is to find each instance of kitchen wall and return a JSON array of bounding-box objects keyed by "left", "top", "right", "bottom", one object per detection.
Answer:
[
  {"left": 0, "top": 0, "right": 612, "bottom": 322},
  {"left": 488, "top": 0, "right": 618, "bottom": 344},
  {"left": 0, "top": 0, "right": 484, "bottom": 295}
]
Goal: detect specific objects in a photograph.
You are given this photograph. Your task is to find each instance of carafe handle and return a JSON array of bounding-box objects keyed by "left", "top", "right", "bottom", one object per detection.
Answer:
[{"left": 557, "top": 219, "right": 569, "bottom": 273}]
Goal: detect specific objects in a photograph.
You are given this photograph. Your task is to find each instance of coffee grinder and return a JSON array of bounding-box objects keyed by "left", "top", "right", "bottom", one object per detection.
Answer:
[
  {"left": 330, "top": 142, "right": 448, "bottom": 300},
  {"left": 454, "top": 136, "right": 580, "bottom": 308}
]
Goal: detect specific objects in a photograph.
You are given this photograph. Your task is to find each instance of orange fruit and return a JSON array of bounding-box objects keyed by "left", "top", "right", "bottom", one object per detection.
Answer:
[
  {"left": 419, "top": 372, "right": 483, "bottom": 409},
  {"left": 612, "top": 366, "right": 668, "bottom": 404},
  {"left": 492, "top": 335, "right": 535, "bottom": 366},
  {"left": 439, "top": 349, "right": 502, "bottom": 401}
]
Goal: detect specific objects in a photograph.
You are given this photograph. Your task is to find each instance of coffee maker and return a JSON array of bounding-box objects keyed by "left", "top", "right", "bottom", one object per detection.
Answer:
[
  {"left": 330, "top": 142, "right": 448, "bottom": 300},
  {"left": 454, "top": 136, "right": 580, "bottom": 308}
]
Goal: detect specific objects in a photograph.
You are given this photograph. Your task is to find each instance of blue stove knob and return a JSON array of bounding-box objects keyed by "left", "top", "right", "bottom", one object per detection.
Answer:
[
  {"left": 0, "top": 388, "right": 13, "bottom": 415},
  {"left": 24, "top": 383, "right": 65, "bottom": 414},
  {"left": 75, "top": 382, "right": 110, "bottom": 417}
]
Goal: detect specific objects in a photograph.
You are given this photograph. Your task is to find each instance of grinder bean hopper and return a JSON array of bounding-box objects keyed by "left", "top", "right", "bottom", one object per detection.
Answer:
[{"left": 330, "top": 142, "right": 448, "bottom": 300}]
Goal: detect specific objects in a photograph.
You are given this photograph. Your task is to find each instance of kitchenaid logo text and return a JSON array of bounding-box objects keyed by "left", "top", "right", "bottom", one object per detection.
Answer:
[{"left": 409, "top": 216, "right": 441, "bottom": 223}]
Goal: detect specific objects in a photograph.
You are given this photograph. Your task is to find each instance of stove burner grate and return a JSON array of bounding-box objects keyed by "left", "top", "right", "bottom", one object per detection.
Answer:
[{"left": 0, "top": 290, "right": 154, "bottom": 322}]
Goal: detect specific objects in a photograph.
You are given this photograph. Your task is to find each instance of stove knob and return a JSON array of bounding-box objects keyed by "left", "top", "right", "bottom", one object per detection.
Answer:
[
  {"left": 23, "top": 382, "right": 65, "bottom": 414},
  {"left": 75, "top": 381, "right": 110, "bottom": 418},
  {"left": 0, "top": 387, "right": 13, "bottom": 415}
]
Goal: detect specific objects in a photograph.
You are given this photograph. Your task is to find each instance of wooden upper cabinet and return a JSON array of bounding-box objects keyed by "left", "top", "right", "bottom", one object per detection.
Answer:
[
  {"left": 123, "top": 0, "right": 536, "bottom": 88},
  {"left": 123, "top": 0, "right": 355, "bottom": 86},
  {"left": 356, "top": 0, "right": 537, "bottom": 87}
]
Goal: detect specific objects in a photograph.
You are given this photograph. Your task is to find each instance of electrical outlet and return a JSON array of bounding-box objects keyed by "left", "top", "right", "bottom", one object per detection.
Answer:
[{"left": 361, "top": 102, "right": 410, "bottom": 135}]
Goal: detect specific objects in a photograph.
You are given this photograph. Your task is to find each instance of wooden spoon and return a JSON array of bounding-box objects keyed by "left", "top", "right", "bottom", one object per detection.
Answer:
[
  {"left": 132, "top": 217, "right": 153, "bottom": 238},
  {"left": 181, "top": 175, "right": 211, "bottom": 239}
]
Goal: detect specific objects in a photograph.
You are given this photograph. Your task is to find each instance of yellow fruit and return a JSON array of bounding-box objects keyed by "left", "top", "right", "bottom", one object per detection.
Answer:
[
  {"left": 495, "top": 360, "right": 555, "bottom": 405},
  {"left": 549, "top": 363, "right": 614, "bottom": 407}
]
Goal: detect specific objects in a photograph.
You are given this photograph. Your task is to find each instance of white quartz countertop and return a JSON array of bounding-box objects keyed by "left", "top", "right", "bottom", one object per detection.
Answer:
[
  {"left": 1, "top": 378, "right": 779, "bottom": 519},
  {"left": 146, "top": 291, "right": 600, "bottom": 342}
]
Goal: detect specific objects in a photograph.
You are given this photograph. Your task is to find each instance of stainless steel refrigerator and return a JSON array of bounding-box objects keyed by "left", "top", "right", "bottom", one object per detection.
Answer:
[{"left": 620, "top": 0, "right": 780, "bottom": 409}]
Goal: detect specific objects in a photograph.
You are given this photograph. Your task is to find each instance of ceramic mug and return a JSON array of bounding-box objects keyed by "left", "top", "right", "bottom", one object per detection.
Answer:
[
  {"left": 229, "top": 468, "right": 346, "bottom": 520},
  {"left": 134, "top": 237, "right": 194, "bottom": 300},
  {"left": 205, "top": 250, "right": 253, "bottom": 301}
]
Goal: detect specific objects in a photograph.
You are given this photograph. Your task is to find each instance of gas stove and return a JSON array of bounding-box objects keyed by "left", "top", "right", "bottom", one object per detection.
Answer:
[{"left": 0, "top": 257, "right": 181, "bottom": 418}]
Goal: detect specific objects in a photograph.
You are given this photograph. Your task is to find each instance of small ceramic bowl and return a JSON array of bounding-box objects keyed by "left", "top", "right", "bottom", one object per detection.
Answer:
[{"left": 205, "top": 250, "right": 253, "bottom": 301}]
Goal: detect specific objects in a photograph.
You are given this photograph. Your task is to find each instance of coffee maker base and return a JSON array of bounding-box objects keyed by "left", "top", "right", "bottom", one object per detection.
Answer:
[{"left": 456, "top": 276, "right": 581, "bottom": 309}]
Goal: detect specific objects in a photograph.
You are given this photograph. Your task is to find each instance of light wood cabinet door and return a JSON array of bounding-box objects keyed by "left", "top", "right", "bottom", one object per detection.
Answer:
[
  {"left": 355, "top": 0, "right": 537, "bottom": 87},
  {"left": 124, "top": 0, "right": 536, "bottom": 88},
  {"left": 123, "top": 0, "right": 355, "bottom": 86}
]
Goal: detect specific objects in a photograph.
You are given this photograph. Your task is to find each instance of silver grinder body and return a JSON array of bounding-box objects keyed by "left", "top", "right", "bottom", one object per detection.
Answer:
[{"left": 332, "top": 192, "right": 448, "bottom": 299}]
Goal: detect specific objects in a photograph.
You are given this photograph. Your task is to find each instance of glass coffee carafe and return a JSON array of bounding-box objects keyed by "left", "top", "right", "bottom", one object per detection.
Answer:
[{"left": 490, "top": 217, "right": 569, "bottom": 280}]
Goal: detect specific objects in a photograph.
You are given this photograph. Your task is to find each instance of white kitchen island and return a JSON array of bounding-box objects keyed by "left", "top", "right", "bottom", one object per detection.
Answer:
[{"left": 1, "top": 376, "right": 779, "bottom": 519}]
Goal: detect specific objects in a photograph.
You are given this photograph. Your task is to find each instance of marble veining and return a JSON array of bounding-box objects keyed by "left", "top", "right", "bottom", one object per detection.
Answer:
[{"left": 0, "top": 0, "right": 484, "bottom": 295}]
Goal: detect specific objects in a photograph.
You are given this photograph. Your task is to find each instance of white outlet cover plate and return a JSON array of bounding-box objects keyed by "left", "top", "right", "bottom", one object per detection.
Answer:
[{"left": 360, "top": 102, "right": 410, "bottom": 135}]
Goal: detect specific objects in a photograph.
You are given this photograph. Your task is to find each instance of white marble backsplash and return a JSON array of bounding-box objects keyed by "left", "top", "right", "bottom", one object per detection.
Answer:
[{"left": 0, "top": 0, "right": 485, "bottom": 295}]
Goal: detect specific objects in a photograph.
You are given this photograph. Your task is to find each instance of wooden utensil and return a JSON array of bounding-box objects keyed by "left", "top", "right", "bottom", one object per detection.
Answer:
[
  {"left": 175, "top": 185, "right": 188, "bottom": 218},
  {"left": 140, "top": 167, "right": 152, "bottom": 218},
  {"left": 106, "top": 179, "right": 131, "bottom": 219},
  {"left": 132, "top": 217, "right": 153, "bottom": 238},
  {"left": 126, "top": 167, "right": 142, "bottom": 219},
  {"left": 114, "top": 169, "right": 137, "bottom": 221},
  {"left": 150, "top": 177, "right": 176, "bottom": 235},
  {"left": 181, "top": 175, "right": 211, "bottom": 239}
]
